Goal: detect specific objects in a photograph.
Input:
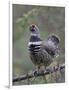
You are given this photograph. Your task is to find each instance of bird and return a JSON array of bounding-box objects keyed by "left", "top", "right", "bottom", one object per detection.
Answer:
[{"left": 28, "top": 24, "right": 60, "bottom": 75}]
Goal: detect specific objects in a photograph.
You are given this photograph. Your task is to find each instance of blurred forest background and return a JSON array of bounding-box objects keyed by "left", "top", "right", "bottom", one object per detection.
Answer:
[{"left": 13, "top": 4, "right": 65, "bottom": 85}]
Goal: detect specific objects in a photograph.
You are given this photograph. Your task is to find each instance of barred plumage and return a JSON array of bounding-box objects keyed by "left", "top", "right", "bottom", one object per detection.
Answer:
[{"left": 28, "top": 24, "right": 60, "bottom": 72}]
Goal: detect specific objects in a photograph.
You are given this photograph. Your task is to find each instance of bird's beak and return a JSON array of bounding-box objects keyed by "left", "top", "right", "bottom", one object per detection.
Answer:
[{"left": 30, "top": 24, "right": 35, "bottom": 32}]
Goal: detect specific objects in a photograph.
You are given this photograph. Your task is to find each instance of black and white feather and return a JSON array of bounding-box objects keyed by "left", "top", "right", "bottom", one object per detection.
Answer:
[{"left": 28, "top": 24, "right": 60, "bottom": 69}]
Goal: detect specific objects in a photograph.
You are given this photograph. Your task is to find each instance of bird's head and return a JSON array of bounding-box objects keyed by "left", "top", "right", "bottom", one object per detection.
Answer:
[{"left": 29, "top": 24, "right": 40, "bottom": 37}]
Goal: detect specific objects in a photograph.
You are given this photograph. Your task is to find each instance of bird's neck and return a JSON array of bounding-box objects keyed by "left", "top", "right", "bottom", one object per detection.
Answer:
[
  {"left": 31, "top": 33, "right": 38, "bottom": 36},
  {"left": 31, "top": 32, "right": 40, "bottom": 38},
  {"left": 30, "top": 34, "right": 42, "bottom": 42}
]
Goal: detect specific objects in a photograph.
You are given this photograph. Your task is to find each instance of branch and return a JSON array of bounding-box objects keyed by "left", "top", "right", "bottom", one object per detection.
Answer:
[{"left": 13, "top": 64, "right": 65, "bottom": 82}]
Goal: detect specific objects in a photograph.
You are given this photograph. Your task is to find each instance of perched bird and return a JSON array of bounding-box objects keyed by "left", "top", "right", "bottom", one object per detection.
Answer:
[{"left": 28, "top": 24, "right": 60, "bottom": 74}]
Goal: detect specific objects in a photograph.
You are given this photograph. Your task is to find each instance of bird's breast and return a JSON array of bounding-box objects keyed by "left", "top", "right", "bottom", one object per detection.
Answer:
[{"left": 28, "top": 41, "right": 42, "bottom": 54}]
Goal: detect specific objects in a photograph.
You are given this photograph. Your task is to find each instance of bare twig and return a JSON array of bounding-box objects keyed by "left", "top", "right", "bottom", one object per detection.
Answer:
[{"left": 13, "top": 64, "right": 65, "bottom": 82}]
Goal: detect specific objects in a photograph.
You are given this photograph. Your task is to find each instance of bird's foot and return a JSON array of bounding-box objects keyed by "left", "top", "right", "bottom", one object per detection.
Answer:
[{"left": 34, "top": 65, "right": 46, "bottom": 76}]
